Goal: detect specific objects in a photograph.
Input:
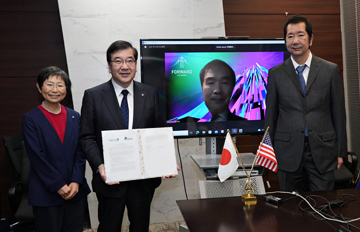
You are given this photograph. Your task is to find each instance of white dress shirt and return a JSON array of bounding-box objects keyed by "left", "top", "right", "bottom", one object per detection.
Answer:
[
  {"left": 111, "top": 78, "right": 134, "bottom": 129},
  {"left": 291, "top": 51, "right": 313, "bottom": 84}
]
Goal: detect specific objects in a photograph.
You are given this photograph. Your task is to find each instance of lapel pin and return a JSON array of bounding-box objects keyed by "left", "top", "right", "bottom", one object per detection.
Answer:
[{"left": 142, "top": 93, "right": 144, "bottom": 97}]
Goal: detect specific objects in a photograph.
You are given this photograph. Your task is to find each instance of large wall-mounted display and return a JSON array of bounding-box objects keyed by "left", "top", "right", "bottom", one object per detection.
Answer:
[{"left": 140, "top": 38, "right": 290, "bottom": 138}]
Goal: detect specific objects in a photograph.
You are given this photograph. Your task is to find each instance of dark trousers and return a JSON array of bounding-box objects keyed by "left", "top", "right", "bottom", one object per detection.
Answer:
[
  {"left": 33, "top": 197, "right": 86, "bottom": 232},
  {"left": 97, "top": 181, "right": 155, "bottom": 232},
  {"left": 278, "top": 137, "right": 335, "bottom": 192}
]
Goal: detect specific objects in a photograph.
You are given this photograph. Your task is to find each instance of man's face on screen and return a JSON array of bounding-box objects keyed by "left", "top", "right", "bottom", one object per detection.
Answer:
[{"left": 202, "top": 66, "right": 234, "bottom": 115}]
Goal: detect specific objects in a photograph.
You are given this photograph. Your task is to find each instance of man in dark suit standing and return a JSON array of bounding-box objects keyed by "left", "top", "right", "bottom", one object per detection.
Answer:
[
  {"left": 265, "top": 15, "right": 347, "bottom": 191},
  {"left": 79, "top": 40, "right": 166, "bottom": 231}
]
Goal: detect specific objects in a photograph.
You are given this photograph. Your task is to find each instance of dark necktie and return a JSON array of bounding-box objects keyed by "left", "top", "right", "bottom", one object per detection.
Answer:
[
  {"left": 211, "top": 114, "right": 220, "bottom": 122},
  {"left": 120, "top": 89, "right": 129, "bottom": 128},
  {"left": 296, "top": 65, "right": 308, "bottom": 135},
  {"left": 296, "top": 65, "right": 307, "bottom": 95}
]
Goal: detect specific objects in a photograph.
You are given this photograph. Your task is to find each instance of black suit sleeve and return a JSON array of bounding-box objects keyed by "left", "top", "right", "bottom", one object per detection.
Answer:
[
  {"left": 329, "top": 65, "right": 347, "bottom": 158},
  {"left": 264, "top": 67, "right": 279, "bottom": 143},
  {"left": 79, "top": 89, "right": 103, "bottom": 172}
]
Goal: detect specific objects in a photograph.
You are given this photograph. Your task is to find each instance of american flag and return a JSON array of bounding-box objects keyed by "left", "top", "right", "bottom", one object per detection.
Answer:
[{"left": 255, "top": 133, "right": 278, "bottom": 172}]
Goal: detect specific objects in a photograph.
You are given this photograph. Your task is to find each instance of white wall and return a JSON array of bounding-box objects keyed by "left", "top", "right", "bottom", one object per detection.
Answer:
[{"left": 58, "top": 0, "right": 225, "bottom": 228}]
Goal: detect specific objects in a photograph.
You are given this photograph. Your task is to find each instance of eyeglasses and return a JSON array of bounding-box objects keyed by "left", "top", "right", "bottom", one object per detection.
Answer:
[
  {"left": 110, "top": 59, "right": 136, "bottom": 66},
  {"left": 44, "top": 83, "right": 66, "bottom": 90}
]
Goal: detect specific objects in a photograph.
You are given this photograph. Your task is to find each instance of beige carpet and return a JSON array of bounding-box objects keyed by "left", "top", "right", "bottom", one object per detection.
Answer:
[{"left": 85, "top": 221, "right": 186, "bottom": 232}]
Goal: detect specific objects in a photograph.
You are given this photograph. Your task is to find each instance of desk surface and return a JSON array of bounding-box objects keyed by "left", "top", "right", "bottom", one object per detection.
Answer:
[{"left": 177, "top": 188, "right": 360, "bottom": 232}]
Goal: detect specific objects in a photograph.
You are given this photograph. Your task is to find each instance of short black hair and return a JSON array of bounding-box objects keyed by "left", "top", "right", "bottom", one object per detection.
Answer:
[
  {"left": 37, "top": 66, "right": 71, "bottom": 91},
  {"left": 284, "top": 14, "right": 313, "bottom": 40},
  {"left": 200, "top": 59, "right": 236, "bottom": 88},
  {"left": 106, "top": 40, "right": 138, "bottom": 63}
]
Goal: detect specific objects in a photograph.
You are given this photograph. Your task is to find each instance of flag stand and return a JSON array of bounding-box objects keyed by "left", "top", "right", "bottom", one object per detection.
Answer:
[
  {"left": 234, "top": 127, "right": 270, "bottom": 204},
  {"left": 241, "top": 178, "right": 257, "bottom": 204}
]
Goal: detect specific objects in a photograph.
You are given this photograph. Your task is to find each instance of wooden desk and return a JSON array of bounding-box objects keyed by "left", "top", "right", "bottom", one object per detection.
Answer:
[{"left": 177, "top": 188, "right": 360, "bottom": 232}]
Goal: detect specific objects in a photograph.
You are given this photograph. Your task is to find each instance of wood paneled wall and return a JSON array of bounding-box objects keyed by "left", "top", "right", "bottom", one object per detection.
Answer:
[
  {"left": 223, "top": 0, "right": 342, "bottom": 191},
  {"left": 0, "top": 0, "right": 72, "bottom": 217},
  {"left": 223, "top": 0, "right": 342, "bottom": 69}
]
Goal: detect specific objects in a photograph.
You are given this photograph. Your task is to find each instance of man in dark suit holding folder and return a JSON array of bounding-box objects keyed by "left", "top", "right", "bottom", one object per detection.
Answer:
[
  {"left": 79, "top": 40, "right": 165, "bottom": 231},
  {"left": 265, "top": 15, "right": 347, "bottom": 192}
]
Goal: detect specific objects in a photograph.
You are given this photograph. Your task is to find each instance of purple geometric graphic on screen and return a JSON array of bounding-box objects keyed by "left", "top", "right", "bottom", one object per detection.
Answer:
[{"left": 229, "top": 63, "right": 268, "bottom": 120}]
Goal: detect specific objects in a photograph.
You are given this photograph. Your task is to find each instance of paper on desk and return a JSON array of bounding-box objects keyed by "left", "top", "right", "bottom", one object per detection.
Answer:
[{"left": 101, "top": 127, "right": 178, "bottom": 183}]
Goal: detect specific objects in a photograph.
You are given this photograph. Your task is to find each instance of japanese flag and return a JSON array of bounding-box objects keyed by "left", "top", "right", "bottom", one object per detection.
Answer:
[{"left": 218, "top": 132, "right": 239, "bottom": 182}]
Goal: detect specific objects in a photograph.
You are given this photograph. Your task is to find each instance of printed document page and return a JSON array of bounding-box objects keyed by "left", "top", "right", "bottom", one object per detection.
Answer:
[
  {"left": 102, "top": 127, "right": 177, "bottom": 183},
  {"left": 139, "top": 128, "right": 178, "bottom": 178}
]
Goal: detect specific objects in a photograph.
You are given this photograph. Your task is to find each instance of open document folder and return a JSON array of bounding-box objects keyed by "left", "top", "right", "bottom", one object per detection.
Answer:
[{"left": 101, "top": 127, "right": 178, "bottom": 183}]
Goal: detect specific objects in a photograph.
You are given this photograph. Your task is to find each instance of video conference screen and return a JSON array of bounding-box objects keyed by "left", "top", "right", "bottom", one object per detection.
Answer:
[{"left": 140, "top": 39, "right": 290, "bottom": 138}]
